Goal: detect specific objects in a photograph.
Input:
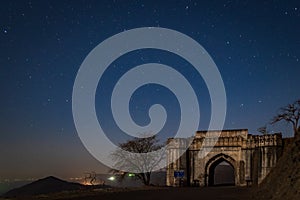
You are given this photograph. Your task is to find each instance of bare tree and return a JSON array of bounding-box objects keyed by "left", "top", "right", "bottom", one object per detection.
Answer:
[
  {"left": 84, "top": 171, "right": 96, "bottom": 185},
  {"left": 271, "top": 99, "right": 300, "bottom": 137},
  {"left": 111, "top": 134, "right": 165, "bottom": 185},
  {"left": 257, "top": 126, "right": 267, "bottom": 135}
]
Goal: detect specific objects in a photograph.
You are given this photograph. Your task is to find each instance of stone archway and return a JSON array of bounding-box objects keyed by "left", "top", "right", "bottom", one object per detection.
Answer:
[
  {"left": 205, "top": 154, "right": 236, "bottom": 186},
  {"left": 166, "top": 129, "right": 283, "bottom": 187}
]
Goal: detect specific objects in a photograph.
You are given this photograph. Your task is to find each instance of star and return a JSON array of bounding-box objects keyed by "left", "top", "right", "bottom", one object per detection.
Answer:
[{"left": 3, "top": 29, "right": 7, "bottom": 34}]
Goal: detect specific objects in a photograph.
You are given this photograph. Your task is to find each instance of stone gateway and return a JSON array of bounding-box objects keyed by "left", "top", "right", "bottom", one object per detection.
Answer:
[{"left": 166, "top": 129, "right": 284, "bottom": 187}]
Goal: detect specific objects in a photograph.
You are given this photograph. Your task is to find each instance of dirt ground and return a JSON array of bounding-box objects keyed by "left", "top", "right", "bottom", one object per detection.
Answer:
[
  {"left": 1, "top": 186, "right": 253, "bottom": 200},
  {"left": 73, "top": 187, "right": 250, "bottom": 200},
  {"left": 59, "top": 186, "right": 252, "bottom": 200}
]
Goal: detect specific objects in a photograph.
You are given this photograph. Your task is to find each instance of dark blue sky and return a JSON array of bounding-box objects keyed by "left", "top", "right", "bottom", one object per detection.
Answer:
[{"left": 0, "top": 0, "right": 299, "bottom": 179}]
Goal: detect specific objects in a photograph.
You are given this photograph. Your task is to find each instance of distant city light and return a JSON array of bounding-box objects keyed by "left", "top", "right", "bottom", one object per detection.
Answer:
[{"left": 83, "top": 181, "right": 92, "bottom": 186}]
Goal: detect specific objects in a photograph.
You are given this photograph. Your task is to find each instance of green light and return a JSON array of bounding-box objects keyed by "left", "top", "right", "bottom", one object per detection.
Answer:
[{"left": 128, "top": 173, "right": 135, "bottom": 177}]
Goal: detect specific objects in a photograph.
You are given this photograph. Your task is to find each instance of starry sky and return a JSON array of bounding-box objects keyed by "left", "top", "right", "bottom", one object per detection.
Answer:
[{"left": 0, "top": 0, "right": 299, "bottom": 180}]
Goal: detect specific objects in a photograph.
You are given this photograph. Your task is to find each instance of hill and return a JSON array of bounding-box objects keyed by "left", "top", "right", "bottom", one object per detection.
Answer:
[
  {"left": 2, "top": 176, "right": 85, "bottom": 197},
  {"left": 254, "top": 133, "right": 300, "bottom": 199}
]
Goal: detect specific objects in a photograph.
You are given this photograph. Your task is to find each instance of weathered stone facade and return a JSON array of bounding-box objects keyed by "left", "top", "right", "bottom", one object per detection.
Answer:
[{"left": 166, "top": 129, "right": 283, "bottom": 187}]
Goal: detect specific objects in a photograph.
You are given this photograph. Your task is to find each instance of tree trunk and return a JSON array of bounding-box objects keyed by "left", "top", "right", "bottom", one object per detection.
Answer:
[
  {"left": 146, "top": 172, "right": 151, "bottom": 185},
  {"left": 141, "top": 172, "right": 151, "bottom": 185}
]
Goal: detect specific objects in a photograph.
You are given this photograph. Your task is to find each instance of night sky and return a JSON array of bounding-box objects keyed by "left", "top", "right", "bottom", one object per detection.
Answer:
[{"left": 1, "top": 0, "right": 299, "bottom": 180}]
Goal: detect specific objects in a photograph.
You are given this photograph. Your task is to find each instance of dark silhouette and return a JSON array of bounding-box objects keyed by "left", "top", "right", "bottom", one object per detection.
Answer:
[
  {"left": 84, "top": 171, "right": 97, "bottom": 185},
  {"left": 257, "top": 126, "right": 267, "bottom": 135},
  {"left": 111, "top": 134, "right": 165, "bottom": 185},
  {"left": 3, "top": 176, "right": 84, "bottom": 197},
  {"left": 271, "top": 99, "right": 300, "bottom": 137}
]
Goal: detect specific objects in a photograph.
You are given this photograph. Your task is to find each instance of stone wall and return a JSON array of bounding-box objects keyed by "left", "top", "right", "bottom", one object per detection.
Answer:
[{"left": 166, "top": 129, "right": 283, "bottom": 187}]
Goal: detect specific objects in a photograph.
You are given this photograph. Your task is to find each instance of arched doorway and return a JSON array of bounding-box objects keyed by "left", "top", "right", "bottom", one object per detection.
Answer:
[{"left": 206, "top": 154, "right": 236, "bottom": 186}]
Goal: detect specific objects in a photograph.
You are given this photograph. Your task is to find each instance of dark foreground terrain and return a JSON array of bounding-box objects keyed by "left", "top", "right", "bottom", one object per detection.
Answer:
[
  {"left": 1, "top": 186, "right": 252, "bottom": 200},
  {"left": 75, "top": 187, "right": 251, "bottom": 200}
]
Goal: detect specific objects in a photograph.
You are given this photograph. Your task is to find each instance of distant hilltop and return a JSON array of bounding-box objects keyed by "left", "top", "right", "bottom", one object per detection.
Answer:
[{"left": 2, "top": 176, "right": 110, "bottom": 198}]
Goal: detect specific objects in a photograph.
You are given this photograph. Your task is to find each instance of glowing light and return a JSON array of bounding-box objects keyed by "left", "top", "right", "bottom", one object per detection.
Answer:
[
  {"left": 128, "top": 173, "right": 135, "bottom": 177},
  {"left": 82, "top": 181, "right": 92, "bottom": 185},
  {"left": 108, "top": 176, "right": 115, "bottom": 181}
]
